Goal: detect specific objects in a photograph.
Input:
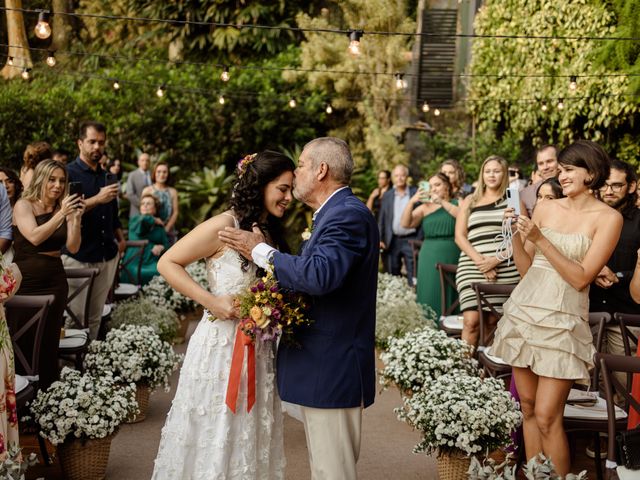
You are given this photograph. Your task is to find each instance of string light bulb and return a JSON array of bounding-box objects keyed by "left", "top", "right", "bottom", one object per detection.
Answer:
[
  {"left": 7, "top": 57, "right": 14, "bottom": 67},
  {"left": 541, "top": 102, "right": 548, "bottom": 112},
  {"left": 325, "top": 104, "right": 333, "bottom": 114},
  {"left": 46, "top": 51, "right": 56, "bottom": 67},
  {"left": 288, "top": 98, "right": 297, "bottom": 108},
  {"left": 21, "top": 68, "right": 31, "bottom": 80},
  {"left": 220, "top": 66, "right": 230, "bottom": 82},
  {"left": 434, "top": 108, "right": 441, "bottom": 116},
  {"left": 557, "top": 98, "right": 564, "bottom": 110},
  {"left": 112, "top": 79, "right": 121, "bottom": 91},
  {"left": 218, "top": 95, "right": 225, "bottom": 105},
  {"left": 422, "top": 101, "right": 430, "bottom": 113},
  {"left": 347, "top": 30, "right": 363, "bottom": 56},
  {"left": 395, "top": 73, "right": 407, "bottom": 90},
  {"left": 156, "top": 84, "right": 165, "bottom": 98},
  {"left": 34, "top": 10, "right": 52, "bottom": 40},
  {"left": 569, "top": 76, "right": 577, "bottom": 91}
]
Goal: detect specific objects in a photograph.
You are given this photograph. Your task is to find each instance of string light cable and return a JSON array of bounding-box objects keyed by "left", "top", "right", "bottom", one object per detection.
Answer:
[{"left": 2, "top": 6, "right": 640, "bottom": 42}]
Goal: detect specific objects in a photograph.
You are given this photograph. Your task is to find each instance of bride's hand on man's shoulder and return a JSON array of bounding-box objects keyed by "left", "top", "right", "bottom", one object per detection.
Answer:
[{"left": 206, "top": 294, "right": 240, "bottom": 320}]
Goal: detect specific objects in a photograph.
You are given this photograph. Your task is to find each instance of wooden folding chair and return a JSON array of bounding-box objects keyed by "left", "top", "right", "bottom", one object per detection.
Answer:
[
  {"left": 598, "top": 353, "right": 640, "bottom": 480},
  {"left": 5, "top": 294, "right": 54, "bottom": 464},
  {"left": 615, "top": 312, "right": 640, "bottom": 359},
  {"left": 473, "top": 282, "right": 516, "bottom": 380},
  {"left": 435, "top": 263, "right": 462, "bottom": 337},
  {"left": 408, "top": 239, "right": 423, "bottom": 281},
  {"left": 113, "top": 240, "right": 148, "bottom": 301},
  {"left": 59, "top": 267, "right": 99, "bottom": 371}
]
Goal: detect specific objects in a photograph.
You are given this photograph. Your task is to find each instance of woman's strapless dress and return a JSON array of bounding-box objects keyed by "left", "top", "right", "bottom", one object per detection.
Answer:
[{"left": 492, "top": 227, "right": 596, "bottom": 385}]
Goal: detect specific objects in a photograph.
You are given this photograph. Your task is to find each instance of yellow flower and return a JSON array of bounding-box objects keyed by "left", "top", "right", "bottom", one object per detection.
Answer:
[
  {"left": 250, "top": 306, "right": 263, "bottom": 322},
  {"left": 255, "top": 312, "right": 270, "bottom": 329}
]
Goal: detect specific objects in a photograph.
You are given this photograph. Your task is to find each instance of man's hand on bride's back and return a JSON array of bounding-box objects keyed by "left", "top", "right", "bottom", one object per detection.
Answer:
[
  {"left": 218, "top": 224, "right": 265, "bottom": 260},
  {"left": 206, "top": 294, "right": 240, "bottom": 320}
]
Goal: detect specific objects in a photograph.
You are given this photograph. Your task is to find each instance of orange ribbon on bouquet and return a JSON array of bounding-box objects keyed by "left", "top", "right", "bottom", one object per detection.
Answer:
[{"left": 225, "top": 326, "right": 256, "bottom": 413}]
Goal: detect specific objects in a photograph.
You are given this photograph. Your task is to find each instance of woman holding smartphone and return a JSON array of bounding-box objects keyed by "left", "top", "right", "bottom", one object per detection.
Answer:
[
  {"left": 13, "top": 160, "right": 84, "bottom": 390},
  {"left": 492, "top": 141, "right": 622, "bottom": 476},
  {"left": 401, "top": 173, "right": 460, "bottom": 319}
]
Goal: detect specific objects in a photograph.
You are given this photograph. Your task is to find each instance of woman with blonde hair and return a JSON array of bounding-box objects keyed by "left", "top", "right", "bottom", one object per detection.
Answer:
[
  {"left": 454, "top": 155, "right": 520, "bottom": 347},
  {"left": 19, "top": 141, "right": 52, "bottom": 189},
  {"left": 13, "top": 159, "right": 84, "bottom": 389}
]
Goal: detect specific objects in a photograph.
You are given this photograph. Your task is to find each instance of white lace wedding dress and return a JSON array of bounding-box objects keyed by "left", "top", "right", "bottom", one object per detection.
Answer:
[{"left": 152, "top": 245, "right": 285, "bottom": 479}]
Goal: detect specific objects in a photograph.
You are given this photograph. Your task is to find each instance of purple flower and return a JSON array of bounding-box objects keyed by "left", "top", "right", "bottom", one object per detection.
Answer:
[
  {"left": 257, "top": 282, "right": 265, "bottom": 291},
  {"left": 270, "top": 285, "right": 279, "bottom": 293},
  {"left": 272, "top": 309, "right": 281, "bottom": 320},
  {"left": 251, "top": 286, "right": 258, "bottom": 293}
]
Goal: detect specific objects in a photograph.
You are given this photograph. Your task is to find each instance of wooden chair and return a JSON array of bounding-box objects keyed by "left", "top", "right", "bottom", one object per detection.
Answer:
[
  {"left": 5, "top": 294, "right": 55, "bottom": 464},
  {"left": 59, "top": 267, "right": 99, "bottom": 371},
  {"left": 598, "top": 353, "right": 640, "bottom": 480},
  {"left": 408, "top": 239, "right": 423, "bottom": 281},
  {"left": 472, "top": 282, "right": 516, "bottom": 380},
  {"left": 113, "top": 240, "right": 148, "bottom": 301},
  {"left": 435, "top": 263, "right": 461, "bottom": 337},
  {"left": 614, "top": 312, "right": 640, "bottom": 359}
]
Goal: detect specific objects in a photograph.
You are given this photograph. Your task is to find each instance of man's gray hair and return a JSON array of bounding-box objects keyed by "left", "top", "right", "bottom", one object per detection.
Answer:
[{"left": 304, "top": 137, "right": 353, "bottom": 185}]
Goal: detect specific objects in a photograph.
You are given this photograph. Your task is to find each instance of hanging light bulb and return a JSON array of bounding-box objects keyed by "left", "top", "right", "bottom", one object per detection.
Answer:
[
  {"left": 7, "top": 57, "right": 14, "bottom": 67},
  {"left": 434, "top": 108, "right": 441, "bottom": 116},
  {"left": 541, "top": 102, "right": 548, "bottom": 112},
  {"left": 218, "top": 95, "right": 225, "bottom": 105},
  {"left": 112, "top": 79, "right": 121, "bottom": 91},
  {"left": 21, "top": 68, "right": 31, "bottom": 80},
  {"left": 347, "top": 30, "right": 363, "bottom": 56},
  {"left": 46, "top": 51, "right": 56, "bottom": 67},
  {"left": 394, "top": 73, "right": 407, "bottom": 90},
  {"left": 569, "top": 76, "right": 577, "bottom": 91},
  {"left": 156, "top": 85, "right": 165, "bottom": 98},
  {"left": 557, "top": 98, "right": 564, "bottom": 110},
  {"left": 289, "top": 98, "right": 297, "bottom": 108},
  {"left": 422, "top": 101, "right": 430, "bottom": 113},
  {"left": 34, "top": 10, "right": 52, "bottom": 40},
  {"left": 325, "top": 104, "right": 333, "bottom": 114},
  {"left": 220, "top": 66, "right": 230, "bottom": 82}
]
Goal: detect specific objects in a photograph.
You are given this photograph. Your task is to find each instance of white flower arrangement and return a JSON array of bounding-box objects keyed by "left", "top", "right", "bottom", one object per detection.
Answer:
[
  {"left": 84, "top": 325, "right": 182, "bottom": 391},
  {"left": 141, "top": 260, "right": 207, "bottom": 312},
  {"left": 379, "top": 326, "right": 479, "bottom": 393},
  {"left": 29, "top": 367, "right": 137, "bottom": 445},
  {"left": 110, "top": 296, "right": 179, "bottom": 342},
  {"left": 375, "top": 273, "right": 436, "bottom": 348},
  {"left": 468, "top": 453, "right": 587, "bottom": 480},
  {"left": 397, "top": 373, "right": 522, "bottom": 456}
]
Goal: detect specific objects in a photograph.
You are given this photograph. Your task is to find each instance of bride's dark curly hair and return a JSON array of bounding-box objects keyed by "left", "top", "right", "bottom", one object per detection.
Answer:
[{"left": 228, "top": 150, "right": 295, "bottom": 267}]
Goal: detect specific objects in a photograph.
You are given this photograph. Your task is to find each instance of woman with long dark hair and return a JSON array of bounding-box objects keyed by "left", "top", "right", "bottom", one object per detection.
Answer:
[
  {"left": 492, "top": 140, "right": 622, "bottom": 475},
  {"left": 152, "top": 150, "right": 294, "bottom": 480}
]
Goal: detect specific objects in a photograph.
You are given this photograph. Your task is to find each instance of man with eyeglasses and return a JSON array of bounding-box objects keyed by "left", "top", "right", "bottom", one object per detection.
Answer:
[{"left": 589, "top": 160, "right": 640, "bottom": 452}]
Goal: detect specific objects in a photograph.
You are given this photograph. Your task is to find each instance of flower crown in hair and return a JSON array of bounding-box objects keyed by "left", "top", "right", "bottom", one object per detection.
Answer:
[{"left": 237, "top": 153, "right": 257, "bottom": 178}]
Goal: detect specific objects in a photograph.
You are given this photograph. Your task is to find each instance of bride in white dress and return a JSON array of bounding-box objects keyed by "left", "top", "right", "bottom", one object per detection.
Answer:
[{"left": 152, "top": 151, "right": 295, "bottom": 479}]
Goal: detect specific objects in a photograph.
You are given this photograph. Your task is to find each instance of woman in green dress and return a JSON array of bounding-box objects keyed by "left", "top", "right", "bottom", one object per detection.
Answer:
[
  {"left": 121, "top": 194, "right": 170, "bottom": 285},
  {"left": 400, "top": 173, "right": 460, "bottom": 321}
]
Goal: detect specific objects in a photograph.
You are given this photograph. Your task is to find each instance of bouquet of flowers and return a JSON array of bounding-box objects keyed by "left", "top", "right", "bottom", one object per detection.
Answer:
[
  {"left": 233, "top": 269, "right": 310, "bottom": 344},
  {"left": 29, "top": 367, "right": 138, "bottom": 445},
  {"left": 0, "top": 255, "right": 19, "bottom": 302},
  {"left": 0, "top": 445, "right": 38, "bottom": 480},
  {"left": 397, "top": 373, "right": 522, "bottom": 456},
  {"left": 141, "top": 261, "right": 207, "bottom": 312},
  {"left": 375, "top": 273, "right": 436, "bottom": 349},
  {"left": 109, "top": 296, "right": 179, "bottom": 343},
  {"left": 380, "top": 326, "right": 479, "bottom": 394},
  {"left": 84, "top": 325, "right": 182, "bottom": 391}
]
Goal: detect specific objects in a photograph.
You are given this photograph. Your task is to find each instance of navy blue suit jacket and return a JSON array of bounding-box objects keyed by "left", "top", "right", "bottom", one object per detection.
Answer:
[{"left": 273, "top": 188, "right": 379, "bottom": 408}]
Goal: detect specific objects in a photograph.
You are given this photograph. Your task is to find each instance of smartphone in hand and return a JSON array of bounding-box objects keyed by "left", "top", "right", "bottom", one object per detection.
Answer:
[
  {"left": 506, "top": 186, "right": 521, "bottom": 216},
  {"left": 69, "top": 181, "right": 83, "bottom": 197},
  {"left": 418, "top": 180, "right": 431, "bottom": 201},
  {"left": 105, "top": 173, "right": 118, "bottom": 186}
]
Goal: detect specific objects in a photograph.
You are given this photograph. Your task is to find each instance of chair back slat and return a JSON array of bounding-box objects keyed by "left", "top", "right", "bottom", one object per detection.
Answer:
[
  {"left": 473, "top": 282, "right": 516, "bottom": 347},
  {"left": 614, "top": 312, "right": 640, "bottom": 357},
  {"left": 588, "top": 312, "right": 610, "bottom": 390},
  {"left": 5, "top": 295, "right": 54, "bottom": 377},
  {"left": 119, "top": 240, "right": 148, "bottom": 285},
  {"left": 64, "top": 268, "right": 99, "bottom": 329},
  {"left": 436, "top": 263, "right": 459, "bottom": 317}
]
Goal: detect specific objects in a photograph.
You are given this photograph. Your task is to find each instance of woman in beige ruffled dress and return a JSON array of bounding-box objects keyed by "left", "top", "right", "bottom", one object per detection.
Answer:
[{"left": 492, "top": 140, "right": 623, "bottom": 476}]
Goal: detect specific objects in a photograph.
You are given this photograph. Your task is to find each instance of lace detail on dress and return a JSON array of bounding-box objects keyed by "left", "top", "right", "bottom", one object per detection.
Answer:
[{"left": 152, "top": 248, "right": 285, "bottom": 480}]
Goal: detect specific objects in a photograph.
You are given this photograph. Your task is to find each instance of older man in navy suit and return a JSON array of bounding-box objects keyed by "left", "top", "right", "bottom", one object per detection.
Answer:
[{"left": 220, "top": 137, "right": 378, "bottom": 480}]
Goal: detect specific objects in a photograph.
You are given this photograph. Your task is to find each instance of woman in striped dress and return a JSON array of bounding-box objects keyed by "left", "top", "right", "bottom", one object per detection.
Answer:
[{"left": 454, "top": 155, "right": 520, "bottom": 348}]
